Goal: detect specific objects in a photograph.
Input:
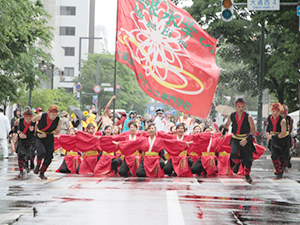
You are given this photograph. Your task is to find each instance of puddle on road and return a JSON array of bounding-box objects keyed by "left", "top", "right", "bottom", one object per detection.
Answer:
[
  {"left": 52, "top": 197, "right": 94, "bottom": 203},
  {"left": 180, "top": 195, "right": 300, "bottom": 223},
  {"left": 7, "top": 186, "right": 32, "bottom": 197},
  {"left": 9, "top": 200, "right": 48, "bottom": 208}
]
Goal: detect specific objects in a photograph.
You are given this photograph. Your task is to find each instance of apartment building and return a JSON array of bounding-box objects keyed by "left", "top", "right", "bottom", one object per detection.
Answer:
[{"left": 41, "top": 0, "right": 108, "bottom": 93}]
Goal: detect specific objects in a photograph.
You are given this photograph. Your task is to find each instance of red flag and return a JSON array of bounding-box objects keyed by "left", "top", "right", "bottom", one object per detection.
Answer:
[{"left": 116, "top": 0, "right": 219, "bottom": 118}]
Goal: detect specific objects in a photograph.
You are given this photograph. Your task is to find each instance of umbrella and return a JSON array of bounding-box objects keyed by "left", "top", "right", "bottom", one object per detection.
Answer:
[
  {"left": 215, "top": 105, "right": 235, "bottom": 115},
  {"left": 68, "top": 105, "right": 86, "bottom": 121}
]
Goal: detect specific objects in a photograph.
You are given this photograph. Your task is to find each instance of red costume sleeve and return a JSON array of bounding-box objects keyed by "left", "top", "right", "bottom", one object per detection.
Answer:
[
  {"left": 95, "top": 131, "right": 103, "bottom": 136},
  {"left": 54, "top": 136, "right": 61, "bottom": 151},
  {"left": 136, "top": 130, "right": 147, "bottom": 136},
  {"left": 58, "top": 135, "right": 77, "bottom": 151},
  {"left": 187, "top": 132, "right": 212, "bottom": 153},
  {"left": 162, "top": 139, "right": 188, "bottom": 156},
  {"left": 118, "top": 137, "right": 146, "bottom": 156},
  {"left": 151, "top": 137, "right": 164, "bottom": 153},
  {"left": 216, "top": 134, "right": 232, "bottom": 153},
  {"left": 99, "top": 136, "right": 118, "bottom": 153},
  {"left": 156, "top": 131, "right": 175, "bottom": 139},
  {"left": 76, "top": 131, "right": 99, "bottom": 152}
]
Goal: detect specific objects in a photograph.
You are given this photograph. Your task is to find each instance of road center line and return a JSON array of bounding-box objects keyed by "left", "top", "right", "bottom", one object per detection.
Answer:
[{"left": 166, "top": 190, "right": 185, "bottom": 225}]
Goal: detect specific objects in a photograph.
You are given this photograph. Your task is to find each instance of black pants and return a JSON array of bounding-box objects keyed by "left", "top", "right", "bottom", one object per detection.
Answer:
[
  {"left": 136, "top": 158, "right": 165, "bottom": 177},
  {"left": 17, "top": 137, "right": 35, "bottom": 161},
  {"left": 35, "top": 135, "right": 54, "bottom": 168},
  {"left": 111, "top": 157, "right": 122, "bottom": 173},
  {"left": 230, "top": 138, "right": 254, "bottom": 169},
  {"left": 282, "top": 135, "right": 291, "bottom": 167},
  {"left": 270, "top": 136, "right": 289, "bottom": 160},
  {"left": 191, "top": 158, "right": 203, "bottom": 176},
  {"left": 163, "top": 158, "right": 193, "bottom": 176},
  {"left": 119, "top": 159, "right": 130, "bottom": 177}
]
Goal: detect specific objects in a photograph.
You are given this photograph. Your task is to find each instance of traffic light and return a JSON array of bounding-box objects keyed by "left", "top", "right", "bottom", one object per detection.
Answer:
[{"left": 221, "top": 0, "right": 234, "bottom": 22}]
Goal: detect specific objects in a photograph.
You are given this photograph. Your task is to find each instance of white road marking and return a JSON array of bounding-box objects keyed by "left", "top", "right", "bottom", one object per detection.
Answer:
[
  {"left": 166, "top": 190, "right": 185, "bottom": 225},
  {"left": 219, "top": 178, "right": 251, "bottom": 186},
  {"left": 268, "top": 178, "right": 300, "bottom": 186}
]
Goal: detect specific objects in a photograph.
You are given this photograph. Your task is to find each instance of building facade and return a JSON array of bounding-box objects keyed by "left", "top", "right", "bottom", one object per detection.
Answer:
[{"left": 41, "top": 0, "right": 108, "bottom": 93}]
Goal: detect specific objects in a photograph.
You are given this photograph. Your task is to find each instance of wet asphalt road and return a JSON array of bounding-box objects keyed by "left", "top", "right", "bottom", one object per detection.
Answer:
[{"left": 0, "top": 151, "right": 300, "bottom": 225}]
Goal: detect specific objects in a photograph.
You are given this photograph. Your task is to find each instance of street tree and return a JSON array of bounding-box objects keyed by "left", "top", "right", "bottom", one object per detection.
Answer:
[
  {"left": 186, "top": 0, "right": 300, "bottom": 111},
  {"left": 17, "top": 88, "right": 79, "bottom": 113},
  {"left": 80, "top": 53, "right": 151, "bottom": 115},
  {"left": 0, "top": 0, "right": 53, "bottom": 109}
]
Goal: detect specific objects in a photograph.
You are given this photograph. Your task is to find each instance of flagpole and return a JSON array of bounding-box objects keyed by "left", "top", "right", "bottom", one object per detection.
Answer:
[{"left": 113, "top": 0, "right": 120, "bottom": 124}]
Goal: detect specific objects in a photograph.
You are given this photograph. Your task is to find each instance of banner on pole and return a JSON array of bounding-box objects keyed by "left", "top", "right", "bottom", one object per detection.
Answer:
[{"left": 116, "top": 0, "right": 219, "bottom": 118}]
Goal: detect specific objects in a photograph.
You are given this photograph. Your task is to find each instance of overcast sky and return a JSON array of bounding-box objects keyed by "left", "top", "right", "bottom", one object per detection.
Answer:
[{"left": 94, "top": 0, "right": 193, "bottom": 53}]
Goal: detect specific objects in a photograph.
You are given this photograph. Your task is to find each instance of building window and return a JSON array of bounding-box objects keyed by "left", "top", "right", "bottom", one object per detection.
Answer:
[
  {"left": 64, "top": 88, "right": 74, "bottom": 93},
  {"left": 60, "top": 27, "right": 75, "bottom": 36},
  {"left": 64, "top": 67, "right": 74, "bottom": 76},
  {"left": 62, "top": 47, "right": 75, "bottom": 56},
  {"left": 60, "top": 6, "right": 76, "bottom": 15}
]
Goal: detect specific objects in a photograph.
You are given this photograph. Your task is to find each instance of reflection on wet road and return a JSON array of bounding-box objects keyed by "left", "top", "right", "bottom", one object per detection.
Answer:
[{"left": 0, "top": 154, "right": 300, "bottom": 225}]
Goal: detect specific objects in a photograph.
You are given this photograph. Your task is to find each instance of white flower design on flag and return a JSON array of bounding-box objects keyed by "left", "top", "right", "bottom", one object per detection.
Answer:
[{"left": 118, "top": 1, "right": 204, "bottom": 95}]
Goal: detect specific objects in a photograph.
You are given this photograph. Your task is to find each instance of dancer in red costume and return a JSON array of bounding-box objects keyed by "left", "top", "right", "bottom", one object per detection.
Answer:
[
  {"left": 94, "top": 125, "right": 122, "bottom": 176},
  {"left": 190, "top": 131, "right": 218, "bottom": 176},
  {"left": 56, "top": 128, "right": 81, "bottom": 174},
  {"left": 221, "top": 98, "right": 256, "bottom": 184},
  {"left": 32, "top": 105, "right": 61, "bottom": 180},
  {"left": 159, "top": 123, "right": 203, "bottom": 177},
  {"left": 116, "top": 123, "right": 165, "bottom": 177},
  {"left": 112, "top": 120, "right": 143, "bottom": 177},
  {"left": 76, "top": 123, "right": 100, "bottom": 174}
]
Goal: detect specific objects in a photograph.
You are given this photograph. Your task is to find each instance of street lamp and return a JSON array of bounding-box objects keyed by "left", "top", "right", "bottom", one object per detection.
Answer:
[{"left": 40, "top": 60, "right": 55, "bottom": 90}]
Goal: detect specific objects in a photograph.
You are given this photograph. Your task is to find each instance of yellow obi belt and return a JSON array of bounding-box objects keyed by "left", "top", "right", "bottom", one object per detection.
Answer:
[
  {"left": 130, "top": 150, "right": 140, "bottom": 156},
  {"left": 145, "top": 152, "right": 159, "bottom": 156},
  {"left": 202, "top": 152, "right": 215, "bottom": 156},
  {"left": 37, "top": 129, "right": 54, "bottom": 135},
  {"left": 66, "top": 151, "right": 78, "bottom": 156},
  {"left": 189, "top": 152, "right": 199, "bottom": 157},
  {"left": 164, "top": 153, "right": 170, "bottom": 160},
  {"left": 271, "top": 131, "right": 289, "bottom": 137},
  {"left": 83, "top": 150, "right": 98, "bottom": 157},
  {"left": 232, "top": 133, "right": 249, "bottom": 140},
  {"left": 179, "top": 150, "right": 187, "bottom": 156},
  {"left": 218, "top": 152, "right": 230, "bottom": 156},
  {"left": 102, "top": 151, "right": 114, "bottom": 156}
]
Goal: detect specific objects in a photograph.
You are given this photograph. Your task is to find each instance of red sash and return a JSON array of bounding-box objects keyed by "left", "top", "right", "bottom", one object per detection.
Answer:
[
  {"left": 235, "top": 112, "right": 245, "bottom": 134},
  {"left": 22, "top": 120, "right": 31, "bottom": 134},
  {"left": 270, "top": 115, "right": 280, "bottom": 132},
  {"left": 41, "top": 113, "right": 55, "bottom": 132}
]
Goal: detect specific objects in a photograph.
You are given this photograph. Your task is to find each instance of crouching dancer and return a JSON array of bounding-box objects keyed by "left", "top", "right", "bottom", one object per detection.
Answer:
[
  {"left": 32, "top": 105, "right": 61, "bottom": 179},
  {"left": 221, "top": 98, "right": 256, "bottom": 184}
]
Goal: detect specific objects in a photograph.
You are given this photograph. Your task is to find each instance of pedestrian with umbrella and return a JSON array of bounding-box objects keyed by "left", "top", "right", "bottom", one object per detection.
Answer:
[{"left": 69, "top": 105, "right": 86, "bottom": 131}]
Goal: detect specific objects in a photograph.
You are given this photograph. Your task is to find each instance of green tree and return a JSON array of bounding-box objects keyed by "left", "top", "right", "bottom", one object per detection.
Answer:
[
  {"left": 17, "top": 88, "right": 79, "bottom": 113},
  {"left": 80, "top": 53, "right": 151, "bottom": 115},
  {"left": 0, "top": 0, "right": 53, "bottom": 108},
  {"left": 187, "top": 0, "right": 300, "bottom": 111}
]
